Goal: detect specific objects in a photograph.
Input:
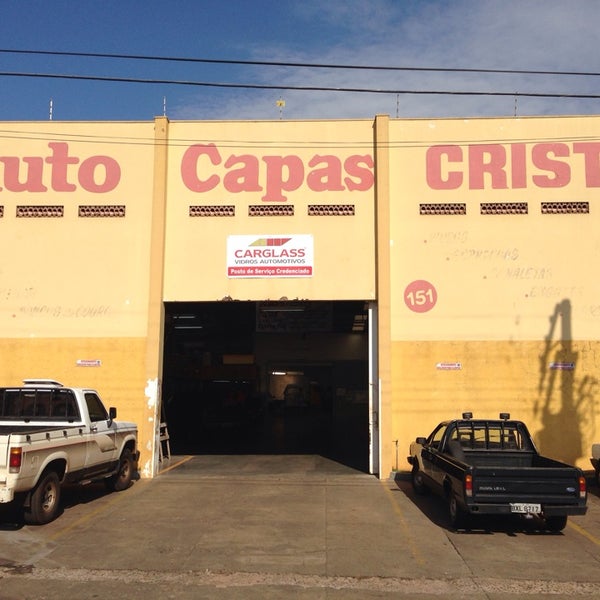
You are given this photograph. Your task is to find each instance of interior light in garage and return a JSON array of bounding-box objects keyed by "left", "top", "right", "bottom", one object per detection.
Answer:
[
  {"left": 270, "top": 370, "right": 305, "bottom": 376},
  {"left": 172, "top": 314, "right": 203, "bottom": 330},
  {"left": 260, "top": 304, "right": 305, "bottom": 312}
]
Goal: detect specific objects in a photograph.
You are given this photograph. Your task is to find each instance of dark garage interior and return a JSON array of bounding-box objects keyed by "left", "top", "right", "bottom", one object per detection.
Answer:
[{"left": 161, "top": 300, "right": 370, "bottom": 471}]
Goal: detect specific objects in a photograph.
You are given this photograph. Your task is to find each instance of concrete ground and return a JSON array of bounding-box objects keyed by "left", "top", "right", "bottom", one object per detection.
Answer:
[{"left": 0, "top": 455, "right": 599, "bottom": 599}]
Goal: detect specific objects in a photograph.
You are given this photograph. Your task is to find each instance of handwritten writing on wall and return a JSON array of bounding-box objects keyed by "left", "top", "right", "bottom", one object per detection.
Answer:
[
  {"left": 17, "top": 305, "right": 111, "bottom": 318},
  {"left": 427, "top": 231, "right": 469, "bottom": 244}
]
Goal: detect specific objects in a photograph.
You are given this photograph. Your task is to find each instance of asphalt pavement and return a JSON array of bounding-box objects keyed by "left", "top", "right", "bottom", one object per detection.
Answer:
[{"left": 0, "top": 455, "right": 599, "bottom": 599}]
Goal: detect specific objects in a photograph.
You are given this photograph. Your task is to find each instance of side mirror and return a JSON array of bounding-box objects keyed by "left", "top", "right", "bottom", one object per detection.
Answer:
[
  {"left": 108, "top": 406, "right": 117, "bottom": 425},
  {"left": 416, "top": 436, "right": 427, "bottom": 445}
]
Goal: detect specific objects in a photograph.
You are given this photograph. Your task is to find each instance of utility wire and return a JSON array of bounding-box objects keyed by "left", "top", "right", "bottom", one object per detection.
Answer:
[
  {"left": 1, "top": 71, "right": 599, "bottom": 99},
  {"left": 1, "top": 48, "right": 600, "bottom": 78}
]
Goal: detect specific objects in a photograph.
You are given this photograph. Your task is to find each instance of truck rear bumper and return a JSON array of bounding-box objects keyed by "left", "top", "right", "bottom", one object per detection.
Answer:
[
  {"left": 466, "top": 503, "right": 587, "bottom": 517},
  {"left": 0, "top": 487, "right": 15, "bottom": 503}
]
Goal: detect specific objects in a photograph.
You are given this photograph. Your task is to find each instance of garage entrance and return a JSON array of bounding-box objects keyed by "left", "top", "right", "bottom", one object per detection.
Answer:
[{"left": 161, "top": 300, "right": 373, "bottom": 472}]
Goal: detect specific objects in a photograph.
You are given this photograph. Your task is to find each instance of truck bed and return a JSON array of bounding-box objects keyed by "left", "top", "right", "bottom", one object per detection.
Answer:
[
  {"left": 449, "top": 450, "right": 584, "bottom": 508},
  {"left": 0, "top": 424, "right": 80, "bottom": 436},
  {"left": 454, "top": 448, "right": 568, "bottom": 469}
]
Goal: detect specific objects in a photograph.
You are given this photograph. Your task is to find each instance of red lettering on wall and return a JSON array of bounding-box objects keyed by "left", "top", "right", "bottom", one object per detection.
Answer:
[
  {"left": 181, "top": 144, "right": 221, "bottom": 192},
  {"left": 426, "top": 146, "right": 463, "bottom": 189},
  {"left": 573, "top": 142, "right": 600, "bottom": 187},
  {"left": 45, "top": 142, "right": 79, "bottom": 191},
  {"left": 468, "top": 144, "right": 507, "bottom": 189},
  {"left": 306, "top": 155, "right": 345, "bottom": 192},
  {"left": 78, "top": 156, "right": 121, "bottom": 192},
  {"left": 0, "top": 157, "right": 47, "bottom": 192},
  {"left": 0, "top": 142, "right": 121, "bottom": 193},
  {"left": 510, "top": 143, "right": 527, "bottom": 188},
  {"left": 531, "top": 143, "right": 570, "bottom": 188},
  {"left": 344, "top": 155, "right": 374, "bottom": 191},
  {"left": 424, "top": 141, "right": 596, "bottom": 190},
  {"left": 223, "top": 154, "right": 262, "bottom": 193},
  {"left": 180, "top": 144, "right": 375, "bottom": 201},
  {"left": 262, "top": 155, "right": 304, "bottom": 202}
]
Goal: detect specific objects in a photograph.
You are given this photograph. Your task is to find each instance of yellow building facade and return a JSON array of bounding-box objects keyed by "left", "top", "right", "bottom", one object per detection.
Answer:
[{"left": 0, "top": 114, "right": 598, "bottom": 477}]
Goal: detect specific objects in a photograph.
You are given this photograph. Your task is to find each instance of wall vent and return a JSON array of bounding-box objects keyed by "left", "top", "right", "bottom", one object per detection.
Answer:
[
  {"left": 419, "top": 203, "right": 466, "bottom": 215},
  {"left": 0, "top": 206, "right": 3, "bottom": 218},
  {"left": 249, "top": 205, "right": 294, "bottom": 216},
  {"left": 541, "top": 201, "right": 589, "bottom": 214},
  {"left": 308, "top": 204, "right": 355, "bottom": 216},
  {"left": 189, "top": 205, "right": 235, "bottom": 217},
  {"left": 480, "top": 202, "right": 528, "bottom": 215},
  {"left": 79, "top": 205, "right": 126, "bottom": 218},
  {"left": 16, "top": 205, "right": 64, "bottom": 218}
]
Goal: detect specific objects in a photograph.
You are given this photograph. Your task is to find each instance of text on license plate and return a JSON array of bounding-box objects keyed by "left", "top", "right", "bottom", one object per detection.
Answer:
[{"left": 510, "top": 503, "right": 541, "bottom": 514}]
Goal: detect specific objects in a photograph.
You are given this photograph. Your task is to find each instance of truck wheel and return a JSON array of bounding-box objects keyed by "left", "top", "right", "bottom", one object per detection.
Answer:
[
  {"left": 545, "top": 515, "right": 568, "bottom": 532},
  {"left": 411, "top": 463, "right": 429, "bottom": 495},
  {"left": 24, "top": 471, "right": 61, "bottom": 525},
  {"left": 448, "top": 493, "right": 468, "bottom": 530},
  {"left": 106, "top": 448, "right": 134, "bottom": 492}
]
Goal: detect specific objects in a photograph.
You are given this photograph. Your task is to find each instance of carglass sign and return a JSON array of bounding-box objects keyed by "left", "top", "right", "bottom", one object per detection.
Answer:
[{"left": 227, "top": 235, "right": 314, "bottom": 278}]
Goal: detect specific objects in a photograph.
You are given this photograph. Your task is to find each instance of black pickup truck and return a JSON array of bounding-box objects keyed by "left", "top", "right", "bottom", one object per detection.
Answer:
[{"left": 407, "top": 413, "right": 587, "bottom": 531}]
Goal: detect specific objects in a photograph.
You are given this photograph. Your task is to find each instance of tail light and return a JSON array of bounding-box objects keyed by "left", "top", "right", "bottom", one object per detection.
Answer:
[
  {"left": 464, "top": 474, "right": 473, "bottom": 498},
  {"left": 9, "top": 448, "right": 22, "bottom": 473},
  {"left": 579, "top": 476, "right": 586, "bottom": 499}
]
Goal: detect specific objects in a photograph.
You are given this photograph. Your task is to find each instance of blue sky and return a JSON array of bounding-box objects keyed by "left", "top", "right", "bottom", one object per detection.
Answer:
[{"left": 1, "top": 0, "right": 599, "bottom": 122}]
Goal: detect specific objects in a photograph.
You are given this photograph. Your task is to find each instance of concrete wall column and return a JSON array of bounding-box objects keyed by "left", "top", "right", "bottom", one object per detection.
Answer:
[
  {"left": 373, "top": 114, "right": 393, "bottom": 479},
  {"left": 141, "top": 116, "right": 169, "bottom": 477}
]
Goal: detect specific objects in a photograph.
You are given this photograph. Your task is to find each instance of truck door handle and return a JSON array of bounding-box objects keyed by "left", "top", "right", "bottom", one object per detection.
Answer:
[{"left": 90, "top": 425, "right": 98, "bottom": 433}]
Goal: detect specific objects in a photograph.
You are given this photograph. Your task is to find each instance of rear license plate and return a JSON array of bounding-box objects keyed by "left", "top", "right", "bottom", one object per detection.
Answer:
[{"left": 510, "top": 503, "right": 541, "bottom": 514}]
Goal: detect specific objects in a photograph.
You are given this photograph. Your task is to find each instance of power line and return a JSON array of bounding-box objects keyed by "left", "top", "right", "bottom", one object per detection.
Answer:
[
  {"left": 1, "top": 48, "right": 600, "bottom": 78},
  {"left": 2, "top": 125, "right": 600, "bottom": 149},
  {"left": 1, "top": 71, "right": 599, "bottom": 99}
]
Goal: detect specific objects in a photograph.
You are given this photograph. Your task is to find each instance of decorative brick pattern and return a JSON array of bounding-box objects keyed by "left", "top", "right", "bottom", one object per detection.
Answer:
[
  {"left": 308, "top": 204, "right": 355, "bottom": 216},
  {"left": 249, "top": 205, "right": 294, "bottom": 216},
  {"left": 79, "top": 205, "right": 126, "bottom": 218},
  {"left": 189, "top": 205, "right": 235, "bottom": 217},
  {"left": 419, "top": 203, "right": 466, "bottom": 215},
  {"left": 480, "top": 202, "right": 528, "bottom": 215},
  {"left": 541, "top": 201, "right": 589, "bottom": 214},
  {"left": 16, "top": 205, "right": 64, "bottom": 218}
]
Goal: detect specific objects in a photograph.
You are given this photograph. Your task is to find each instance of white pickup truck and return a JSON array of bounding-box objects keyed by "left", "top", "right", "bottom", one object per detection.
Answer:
[{"left": 0, "top": 379, "right": 139, "bottom": 524}]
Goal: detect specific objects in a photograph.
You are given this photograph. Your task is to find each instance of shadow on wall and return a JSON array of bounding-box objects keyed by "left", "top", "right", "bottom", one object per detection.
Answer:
[{"left": 534, "top": 299, "right": 598, "bottom": 465}]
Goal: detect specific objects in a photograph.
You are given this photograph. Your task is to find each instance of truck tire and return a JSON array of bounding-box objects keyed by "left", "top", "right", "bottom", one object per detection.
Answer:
[
  {"left": 106, "top": 448, "right": 134, "bottom": 492},
  {"left": 24, "top": 470, "right": 61, "bottom": 525},
  {"left": 411, "top": 463, "right": 429, "bottom": 495},
  {"left": 545, "top": 515, "right": 568, "bottom": 532},
  {"left": 448, "top": 493, "right": 468, "bottom": 530}
]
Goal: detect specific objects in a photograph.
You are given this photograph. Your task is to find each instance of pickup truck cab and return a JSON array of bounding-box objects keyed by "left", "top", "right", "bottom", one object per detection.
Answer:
[
  {"left": 0, "top": 379, "right": 139, "bottom": 524},
  {"left": 408, "top": 413, "right": 587, "bottom": 531}
]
